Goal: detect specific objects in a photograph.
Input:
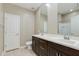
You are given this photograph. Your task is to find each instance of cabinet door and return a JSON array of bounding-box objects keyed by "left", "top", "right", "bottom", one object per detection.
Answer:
[
  {"left": 39, "top": 39, "right": 48, "bottom": 56},
  {"left": 32, "top": 37, "right": 36, "bottom": 53},
  {"left": 48, "top": 46, "right": 59, "bottom": 56},
  {"left": 35, "top": 39, "right": 40, "bottom": 55},
  {"left": 32, "top": 37, "right": 40, "bottom": 56},
  {"left": 39, "top": 45, "right": 48, "bottom": 56}
]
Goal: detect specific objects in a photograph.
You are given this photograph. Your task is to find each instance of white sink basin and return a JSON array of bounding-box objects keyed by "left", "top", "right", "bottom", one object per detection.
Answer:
[
  {"left": 58, "top": 39, "right": 76, "bottom": 45},
  {"left": 47, "top": 37, "right": 77, "bottom": 45}
]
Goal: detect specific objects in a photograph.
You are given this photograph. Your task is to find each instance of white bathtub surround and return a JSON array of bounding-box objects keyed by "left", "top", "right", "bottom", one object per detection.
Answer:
[{"left": 33, "top": 34, "right": 79, "bottom": 50}]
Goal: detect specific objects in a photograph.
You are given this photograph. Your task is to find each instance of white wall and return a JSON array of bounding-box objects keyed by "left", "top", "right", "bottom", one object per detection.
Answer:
[
  {"left": 48, "top": 3, "right": 58, "bottom": 34},
  {"left": 21, "top": 13, "right": 34, "bottom": 45},
  {"left": 40, "top": 14, "right": 47, "bottom": 33},
  {"left": 0, "top": 4, "right": 3, "bottom": 55},
  {"left": 34, "top": 8, "right": 40, "bottom": 34},
  {"left": 71, "top": 15, "right": 79, "bottom": 35},
  {"left": 3, "top": 3, "right": 35, "bottom": 47},
  {"left": 62, "top": 11, "right": 79, "bottom": 22}
]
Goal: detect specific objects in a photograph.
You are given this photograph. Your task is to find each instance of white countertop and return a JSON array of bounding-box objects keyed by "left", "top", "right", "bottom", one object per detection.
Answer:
[{"left": 32, "top": 34, "right": 79, "bottom": 50}]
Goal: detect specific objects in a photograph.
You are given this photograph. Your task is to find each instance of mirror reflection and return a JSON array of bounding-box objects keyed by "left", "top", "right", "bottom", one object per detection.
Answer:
[
  {"left": 58, "top": 3, "right": 79, "bottom": 36},
  {"left": 40, "top": 4, "right": 48, "bottom": 33}
]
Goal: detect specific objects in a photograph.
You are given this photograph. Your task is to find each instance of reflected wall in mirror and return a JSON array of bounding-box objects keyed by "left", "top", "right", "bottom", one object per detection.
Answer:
[
  {"left": 40, "top": 4, "right": 48, "bottom": 33},
  {"left": 71, "top": 14, "right": 79, "bottom": 36},
  {"left": 58, "top": 3, "right": 79, "bottom": 36}
]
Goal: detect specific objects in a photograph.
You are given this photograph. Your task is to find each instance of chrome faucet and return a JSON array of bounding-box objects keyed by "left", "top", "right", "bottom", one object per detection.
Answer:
[{"left": 64, "top": 33, "right": 70, "bottom": 40}]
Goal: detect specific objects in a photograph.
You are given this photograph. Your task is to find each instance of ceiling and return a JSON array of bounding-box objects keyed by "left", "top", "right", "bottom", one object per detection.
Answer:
[
  {"left": 13, "top": 3, "right": 42, "bottom": 11},
  {"left": 41, "top": 3, "right": 79, "bottom": 15},
  {"left": 12, "top": 3, "right": 79, "bottom": 14},
  {"left": 58, "top": 3, "right": 79, "bottom": 14}
]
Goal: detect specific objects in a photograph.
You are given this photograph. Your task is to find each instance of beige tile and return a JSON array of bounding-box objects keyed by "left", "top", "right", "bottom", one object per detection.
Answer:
[{"left": 3, "top": 48, "right": 36, "bottom": 56}]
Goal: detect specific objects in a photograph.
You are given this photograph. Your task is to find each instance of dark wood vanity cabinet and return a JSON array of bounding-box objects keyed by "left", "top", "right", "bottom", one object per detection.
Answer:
[
  {"left": 39, "top": 38, "right": 48, "bottom": 56},
  {"left": 48, "top": 41, "right": 67, "bottom": 56},
  {"left": 32, "top": 36, "right": 79, "bottom": 56},
  {"left": 32, "top": 37, "right": 40, "bottom": 55},
  {"left": 48, "top": 46, "right": 59, "bottom": 56},
  {"left": 32, "top": 36, "right": 48, "bottom": 56}
]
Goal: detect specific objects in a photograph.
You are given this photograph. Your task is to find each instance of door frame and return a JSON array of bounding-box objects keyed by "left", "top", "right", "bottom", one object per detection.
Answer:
[{"left": 3, "top": 12, "right": 21, "bottom": 52}]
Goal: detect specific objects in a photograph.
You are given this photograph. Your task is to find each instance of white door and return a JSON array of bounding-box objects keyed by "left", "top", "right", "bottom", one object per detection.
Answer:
[{"left": 4, "top": 13, "right": 20, "bottom": 51}]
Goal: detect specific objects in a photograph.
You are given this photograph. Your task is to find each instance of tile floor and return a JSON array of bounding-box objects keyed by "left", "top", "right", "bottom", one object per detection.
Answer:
[{"left": 3, "top": 48, "right": 36, "bottom": 56}]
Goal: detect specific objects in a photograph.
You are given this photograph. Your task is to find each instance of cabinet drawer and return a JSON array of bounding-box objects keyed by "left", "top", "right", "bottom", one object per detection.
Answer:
[
  {"left": 39, "top": 38, "right": 48, "bottom": 44},
  {"left": 48, "top": 41, "right": 60, "bottom": 49},
  {"left": 40, "top": 40, "right": 48, "bottom": 49},
  {"left": 40, "top": 43, "right": 47, "bottom": 49},
  {"left": 32, "top": 36, "right": 39, "bottom": 40}
]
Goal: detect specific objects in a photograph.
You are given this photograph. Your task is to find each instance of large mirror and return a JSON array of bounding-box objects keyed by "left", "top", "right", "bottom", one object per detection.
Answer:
[
  {"left": 40, "top": 4, "right": 48, "bottom": 33},
  {"left": 58, "top": 3, "right": 79, "bottom": 36}
]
